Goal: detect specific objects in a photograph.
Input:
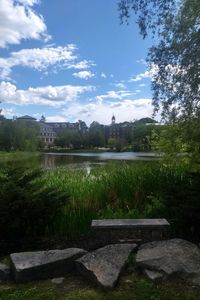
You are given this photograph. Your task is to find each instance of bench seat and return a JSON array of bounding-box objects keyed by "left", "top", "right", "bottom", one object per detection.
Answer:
[{"left": 91, "top": 219, "right": 170, "bottom": 243}]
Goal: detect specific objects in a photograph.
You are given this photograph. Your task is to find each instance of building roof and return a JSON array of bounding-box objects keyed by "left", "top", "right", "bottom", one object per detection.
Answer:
[{"left": 17, "top": 115, "right": 37, "bottom": 121}]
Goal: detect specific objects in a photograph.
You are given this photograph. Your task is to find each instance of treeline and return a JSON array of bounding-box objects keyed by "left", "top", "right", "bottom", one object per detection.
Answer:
[
  {"left": 0, "top": 119, "right": 40, "bottom": 151},
  {"left": 0, "top": 117, "right": 163, "bottom": 152},
  {"left": 55, "top": 121, "right": 163, "bottom": 151}
]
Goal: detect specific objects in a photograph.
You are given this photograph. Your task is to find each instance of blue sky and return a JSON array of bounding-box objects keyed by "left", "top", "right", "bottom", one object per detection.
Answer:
[{"left": 0, "top": 0, "right": 156, "bottom": 125}]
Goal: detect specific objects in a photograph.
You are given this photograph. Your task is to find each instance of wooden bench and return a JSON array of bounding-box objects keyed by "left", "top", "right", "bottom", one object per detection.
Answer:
[{"left": 91, "top": 219, "right": 170, "bottom": 243}]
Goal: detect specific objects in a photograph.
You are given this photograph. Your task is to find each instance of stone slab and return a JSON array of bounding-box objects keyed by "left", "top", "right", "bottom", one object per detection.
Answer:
[
  {"left": 91, "top": 219, "right": 170, "bottom": 230},
  {"left": 136, "top": 239, "right": 200, "bottom": 285},
  {"left": 76, "top": 243, "right": 137, "bottom": 290},
  {"left": 10, "top": 248, "right": 87, "bottom": 283}
]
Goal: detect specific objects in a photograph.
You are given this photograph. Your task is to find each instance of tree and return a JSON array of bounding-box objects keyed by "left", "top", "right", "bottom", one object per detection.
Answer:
[
  {"left": 119, "top": 0, "right": 200, "bottom": 162},
  {"left": 119, "top": 0, "right": 200, "bottom": 121},
  {"left": 132, "top": 124, "right": 162, "bottom": 151},
  {"left": 108, "top": 138, "right": 117, "bottom": 150},
  {"left": 0, "top": 119, "right": 15, "bottom": 151},
  {"left": 88, "top": 122, "right": 105, "bottom": 147},
  {"left": 0, "top": 119, "right": 40, "bottom": 151}
]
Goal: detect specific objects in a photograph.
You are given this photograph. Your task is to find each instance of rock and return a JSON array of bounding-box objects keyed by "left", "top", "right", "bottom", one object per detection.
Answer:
[
  {"left": 0, "top": 263, "right": 10, "bottom": 281},
  {"left": 51, "top": 277, "right": 65, "bottom": 284},
  {"left": 143, "top": 269, "right": 164, "bottom": 283},
  {"left": 76, "top": 243, "right": 137, "bottom": 290},
  {"left": 136, "top": 239, "right": 200, "bottom": 285},
  {"left": 10, "top": 248, "right": 87, "bottom": 283}
]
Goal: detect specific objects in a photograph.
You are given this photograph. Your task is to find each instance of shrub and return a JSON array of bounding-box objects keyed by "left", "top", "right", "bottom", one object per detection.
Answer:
[{"left": 0, "top": 165, "right": 68, "bottom": 240}]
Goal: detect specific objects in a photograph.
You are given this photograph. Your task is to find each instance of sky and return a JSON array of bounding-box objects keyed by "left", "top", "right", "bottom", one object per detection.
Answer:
[{"left": 0, "top": 0, "right": 155, "bottom": 125}]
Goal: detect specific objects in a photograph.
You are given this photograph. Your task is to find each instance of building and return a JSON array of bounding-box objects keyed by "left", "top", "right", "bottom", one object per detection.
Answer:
[
  {"left": 16, "top": 115, "right": 88, "bottom": 146},
  {"left": 46, "top": 120, "right": 87, "bottom": 134},
  {"left": 104, "top": 116, "right": 134, "bottom": 141},
  {"left": 16, "top": 115, "right": 37, "bottom": 122},
  {"left": 15, "top": 114, "right": 157, "bottom": 147},
  {"left": 39, "top": 121, "right": 57, "bottom": 146},
  {"left": 16, "top": 115, "right": 56, "bottom": 146}
]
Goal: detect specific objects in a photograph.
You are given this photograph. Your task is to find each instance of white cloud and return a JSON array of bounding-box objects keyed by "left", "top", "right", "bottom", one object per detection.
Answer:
[
  {"left": 68, "top": 60, "right": 95, "bottom": 70},
  {"left": 95, "top": 90, "right": 134, "bottom": 104},
  {"left": 0, "top": 45, "right": 94, "bottom": 79},
  {"left": 130, "top": 64, "right": 158, "bottom": 82},
  {"left": 16, "top": 0, "right": 39, "bottom": 6},
  {"left": 114, "top": 82, "right": 126, "bottom": 89},
  {"left": 73, "top": 70, "right": 94, "bottom": 80},
  {"left": 61, "top": 97, "right": 154, "bottom": 125},
  {"left": 0, "top": 0, "right": 50, "bottom": 48},
  {"left": 101, "top": 72, "right": 106, "bottom": 78},
  {"left": 46, "top": 115, "right": 67, "bottom": 122},
  {"left": 0, "top": 81, "right": 94, "bottom": 107},
  {"left": 136, "top": 58, "right": 147, "bottom": 65},
  {"left": 1, "top": 107, "right": 16, "bottom": 118},
  {"left": 139, "top": 83, "right": 146, "bottom": 87}
]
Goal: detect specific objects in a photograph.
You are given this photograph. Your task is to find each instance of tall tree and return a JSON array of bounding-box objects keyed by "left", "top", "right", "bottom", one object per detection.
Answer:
[
  {"left": 119, "top": 0, "right": 200, "bottom": 121},
  {"left": 119, "top": 0, "right": 200, "bottom": 162}
]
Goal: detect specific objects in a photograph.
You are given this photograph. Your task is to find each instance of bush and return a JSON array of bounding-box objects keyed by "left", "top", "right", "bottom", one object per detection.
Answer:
[
  {"left": 0, "top": 165, "right": 68, "bottom": 240},
  {"left": 161, "top": 171, "right": 200, "bottom": 240}
]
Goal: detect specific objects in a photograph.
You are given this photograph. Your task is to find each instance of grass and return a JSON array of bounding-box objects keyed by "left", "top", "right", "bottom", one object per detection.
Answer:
[
  {"left": 0, "top": 157, "right": 199, "bottom": 241},
  {"left": 0, "top": 273, "right": 200, "bottom": 300},
  {"left": 39, "top": 162, "right": 188, "bottom": 238},
  {"left": 0, "top": 157, "right": 199, "bottom": 299},
  {"left": 0, "top": 151, "right": 41, "bottom": 170},
  {"left": 0, "top": 151, "right": 40, "bottom": 162}
]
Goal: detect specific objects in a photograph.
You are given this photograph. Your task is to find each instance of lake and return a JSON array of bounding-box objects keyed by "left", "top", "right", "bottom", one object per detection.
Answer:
[{"left": 41, "top": 152, "right": 158, "bottom": 172}]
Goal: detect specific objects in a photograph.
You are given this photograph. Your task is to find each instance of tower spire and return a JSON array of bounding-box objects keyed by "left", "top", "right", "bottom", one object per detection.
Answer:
[{"left": 111, "top": 114, "right": 116, "bottom": 124}]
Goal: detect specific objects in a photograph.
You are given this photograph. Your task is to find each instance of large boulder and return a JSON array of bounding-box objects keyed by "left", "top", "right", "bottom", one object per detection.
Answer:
[
  {"left": 76, "top": 243, "right": 137, "bottom": 290},
  {"left": 136, "top": 239, "right": 200, "bottom": 285},
  {"left": 10, "top": 248, "right": 87, "bottom": 283}
]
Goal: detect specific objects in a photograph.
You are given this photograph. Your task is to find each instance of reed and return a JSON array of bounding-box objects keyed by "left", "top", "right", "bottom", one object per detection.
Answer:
[
  {"left": 1, "top": 161, "right": 196, "bottom": 240},
  {"left": 39, "top": 162, "right": 188, "bottom": 238}
]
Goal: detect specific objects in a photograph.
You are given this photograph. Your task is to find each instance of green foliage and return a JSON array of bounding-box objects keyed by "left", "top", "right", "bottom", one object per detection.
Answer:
[
  {"left": 0, "top": 119, "right": 40, "bottom": 151},
  {"left": 119, "top": 0, "right": 175, "bottom": 38},
  {"left": 108, "top": 138, "right": 117, "bottom": 149},
  {"left": 132, "top": 124, "right": 162, "bottom": 151},
  {"left": 39, "top": 162, "right": 200, "bottom": 241},
  {"left": 119, "top": 0, "right": 200, "bottom": 164},
  {"left": 0, "top": 282, "right": 58, "bottom": 300},
  {"left": 55, "top": 129, "right": 84, "bottom": 149},
  {"left": 0, "top": 162, "right": 199, "bottom": 243},
  {"left": 159, "top": 171, "right": 200, "bottom": 240},
  {"left": 0, "top": 166, "right": 67, "bottom": 240},
  {"left": 89, "top": 122, "right": 105, "bottom": 147},
  {"left": 0, "top": 274, "right": 200, "bottom": 300},
  {"left": 152, "top": 121, "right": 200, "bottom": 167},
  {"left": 119, "top": 0, "right": 200, "bottom": 120}
]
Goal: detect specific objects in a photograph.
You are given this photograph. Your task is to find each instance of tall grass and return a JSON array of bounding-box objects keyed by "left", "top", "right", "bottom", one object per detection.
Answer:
[
  {"left": 39, "top": 162, "right": 189, "bottom": 238},
  {"left": 1, "top": 161, "right": 198, "bottom": 242}
]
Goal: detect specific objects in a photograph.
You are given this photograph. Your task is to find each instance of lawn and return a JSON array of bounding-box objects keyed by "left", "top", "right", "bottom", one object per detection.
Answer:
[{"left": 0, "top": 272, "right": 200, "bottom": 300}]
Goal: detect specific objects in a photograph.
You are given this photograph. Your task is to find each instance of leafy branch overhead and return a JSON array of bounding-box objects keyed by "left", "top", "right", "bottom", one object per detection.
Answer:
[{"left": 118, "top": 0, "right": 200, "bottom": 121}]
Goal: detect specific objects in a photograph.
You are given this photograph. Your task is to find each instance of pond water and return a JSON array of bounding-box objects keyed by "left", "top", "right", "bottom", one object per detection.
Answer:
[{"left": 41, "top": 152, "right": 158, "bottom": 172}]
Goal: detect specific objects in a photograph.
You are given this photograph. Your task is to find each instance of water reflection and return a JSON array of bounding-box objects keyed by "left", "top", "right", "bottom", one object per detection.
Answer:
[{"left": 41, "top": 152, "right": 158, "bottom": 172}]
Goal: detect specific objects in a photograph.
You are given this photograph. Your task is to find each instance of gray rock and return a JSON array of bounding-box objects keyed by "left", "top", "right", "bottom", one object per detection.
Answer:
[
  {"left": 51, "top": 277, "right": 65, "bottom": 284},
  {"left": 136, "top": 239, "right": 200, "bottom": 284},
  {"left": 143, "top": 269, "right": 164, "bottom": 283},
  {"left": 0, "top": 263, "right": 10, "bottom": 281},
  {"left": 76, "top": 243, "right": 137, "bottom": 290},
  {"left": 10, "top": 248, "right": 87, "bottom": 283}
]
